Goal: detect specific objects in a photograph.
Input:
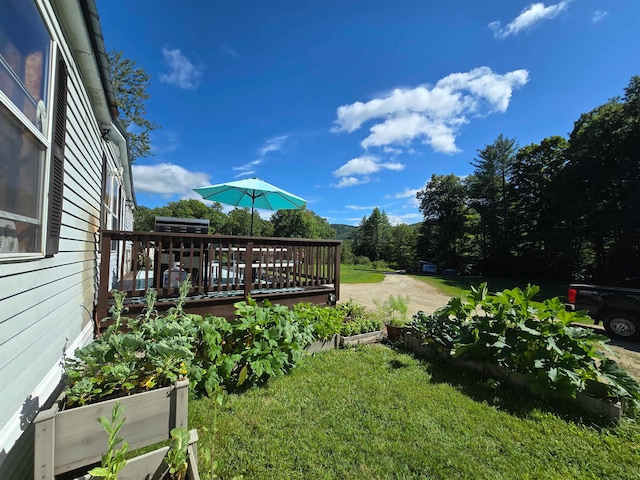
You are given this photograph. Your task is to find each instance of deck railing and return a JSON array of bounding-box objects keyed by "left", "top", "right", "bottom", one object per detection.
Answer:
[{"left": 97, "top": 230, "right": 341, "bottom": 320}]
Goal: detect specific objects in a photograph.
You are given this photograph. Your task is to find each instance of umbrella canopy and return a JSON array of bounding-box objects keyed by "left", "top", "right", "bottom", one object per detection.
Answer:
[{"left": 194, "top": 177, "right": 307, "bottom": 234}]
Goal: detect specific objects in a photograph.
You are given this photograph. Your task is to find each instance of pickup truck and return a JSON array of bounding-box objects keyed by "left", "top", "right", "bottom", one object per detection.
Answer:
[{"left": 566, "top": 284, "right": 640, "bottom": 341}]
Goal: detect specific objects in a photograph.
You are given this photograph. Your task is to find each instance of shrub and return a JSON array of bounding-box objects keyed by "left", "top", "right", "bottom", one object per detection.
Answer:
[
  {"left": 408, "top": 283, "right": 640, "bottom": 408},
  {"left": 354, "top": 256, "right": 371, "bottom": 266}
]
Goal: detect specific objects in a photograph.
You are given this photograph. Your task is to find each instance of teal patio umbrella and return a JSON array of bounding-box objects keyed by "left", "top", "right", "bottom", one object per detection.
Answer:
[{"left": 194, "top": 177, "right": 307, "bottom": 235}]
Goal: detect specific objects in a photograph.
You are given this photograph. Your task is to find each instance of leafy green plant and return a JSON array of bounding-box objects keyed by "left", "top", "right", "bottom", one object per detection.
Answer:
[
  {"left": 293, "top": 302, "right": 343, "bottom": 340},
  {"left": 226, "top": 298, "right": 314, "bottom": 390},
  {"left": 166, "top": 427, "right": 190, "bottom": 480},
  {"left": 373, "top": 294, "right": 410, "bottom": 327},
  {"left": 407, "top": 283, "right": 640, "bottom": 408},
  {"left": 103, "top": 289, "right": 131, "bottom": 336},
  {"left": 340, "top": 317, "right": 383, "bottom": 336},
  {"left": 88, "top": 401, "right": 128, "bottom": 480},
  {"left": 64, "top": 292, "right": 199, "bottom": 406},
  {"left": 65, "top": 289, "right": 318, "bottom": 405},
  {"left": 336, "top": 298, "right": 368, "bottom": 321}
]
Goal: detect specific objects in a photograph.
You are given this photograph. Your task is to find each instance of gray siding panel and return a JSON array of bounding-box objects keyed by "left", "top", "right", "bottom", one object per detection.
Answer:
[{"left": 0, "top": 1, "right": 128, "bottom": 465}]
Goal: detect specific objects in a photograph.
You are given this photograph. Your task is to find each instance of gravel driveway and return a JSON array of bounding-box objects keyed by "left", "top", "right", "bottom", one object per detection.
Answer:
[{"left": 339, "top": 271, "right": 451, "bottom": 317}]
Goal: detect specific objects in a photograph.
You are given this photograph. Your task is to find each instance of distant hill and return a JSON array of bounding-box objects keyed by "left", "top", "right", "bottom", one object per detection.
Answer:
[{"left": 331, "top": 224, "right": 357, "bottom": 240}]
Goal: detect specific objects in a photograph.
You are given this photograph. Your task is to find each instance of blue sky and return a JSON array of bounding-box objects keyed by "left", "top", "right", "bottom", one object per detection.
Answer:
[{"left": 96, "top": 1, "right": 639, "bottom": 226}]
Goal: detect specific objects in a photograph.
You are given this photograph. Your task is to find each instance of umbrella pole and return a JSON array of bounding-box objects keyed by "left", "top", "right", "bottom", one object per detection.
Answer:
[{"left": 250, "top": 204, "right": 254, "bottom": 236}]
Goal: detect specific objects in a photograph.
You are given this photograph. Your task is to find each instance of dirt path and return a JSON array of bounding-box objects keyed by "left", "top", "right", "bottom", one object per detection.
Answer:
[
  {"left": 339, "top": 271, "right": 451, "bottom": 317},
  {"left": 340, "top": 272, "right": 640, "bottom": 382}
]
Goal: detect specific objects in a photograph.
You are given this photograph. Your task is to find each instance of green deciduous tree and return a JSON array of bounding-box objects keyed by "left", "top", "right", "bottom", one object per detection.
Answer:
[
  {"left": 561, "top": 76, "right": 640, "bottom": 282},
  {"left": 132, "top": 199, "right": 226, "bottom": 233},
  {"left": 271, "top": 208, "right": 336, "bottom": 239},
  {"left": 417, "top": 174, "right": 468, "bottom": 270},
  {"left": 108, "top": 50, "right": 159, "bottom": 161},
  {"left": 388, "top": 223, "right": 418, "bottom": 270}
]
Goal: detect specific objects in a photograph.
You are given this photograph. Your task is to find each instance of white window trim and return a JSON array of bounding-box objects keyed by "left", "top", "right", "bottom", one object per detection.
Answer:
[{"left": 0, "top": 32, "right": 57, "bottom": 261}]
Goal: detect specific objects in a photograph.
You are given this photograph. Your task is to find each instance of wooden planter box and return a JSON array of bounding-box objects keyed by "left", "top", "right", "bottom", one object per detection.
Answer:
[
  {"left": 34, "top": 379, "right": 200, "bottom": 479},
  {"left": 305, "top": 334, "right": 339, "bottom": 354},
  {"left": 340, "top": 330, "right": 384, "bottom": 347},
  {"left": 404, "top": 333, "right": 624, "bottom": 421},
  {"left": 70, "top": 430, "right": 200, "bottom": 480},
  {"left": 385, "top": 324, "right": 406, "bottom": 342}
]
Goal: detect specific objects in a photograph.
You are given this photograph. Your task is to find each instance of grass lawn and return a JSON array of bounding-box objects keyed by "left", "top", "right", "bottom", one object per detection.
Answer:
[
  {"left": 190, "top": 345, "right": 640, "bottom": 479},
  {"left": 340, "top": 264, "right": 386, "bottom": 284},
  {"left": 411, "top": 274, "right": 569, "bottom": 302}
]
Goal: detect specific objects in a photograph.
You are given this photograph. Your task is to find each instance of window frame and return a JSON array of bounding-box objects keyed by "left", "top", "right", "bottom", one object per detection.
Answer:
[{"left": 0, "top": 1, "right": 62, "bottom": 261}]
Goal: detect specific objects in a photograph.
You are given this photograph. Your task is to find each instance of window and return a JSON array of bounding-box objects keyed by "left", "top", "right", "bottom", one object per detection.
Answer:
[{"left": 0, "top": 0, "right": 67, "bottom": 257}]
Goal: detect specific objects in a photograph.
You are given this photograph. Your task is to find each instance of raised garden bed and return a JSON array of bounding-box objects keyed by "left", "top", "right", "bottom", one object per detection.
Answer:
[
  {"left": 34, "top": 380, "right": 201, "bottom": 479},
  {"left": 404, "top": 333, "right": 624, "bottom": 421},
  {"left": 305, "top": 334, "right": 339, "bottom": 354},
  {"left": 340, "top": 330, "right": 385, "bottom": 347}
]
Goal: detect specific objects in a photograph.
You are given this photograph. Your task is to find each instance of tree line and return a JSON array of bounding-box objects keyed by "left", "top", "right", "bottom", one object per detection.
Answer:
[
  {"left": 415, "top": 76, "right": 640, "bottom": 284},
  {"left": 134, "top": 200, "right": 336, "bottom": 239}
]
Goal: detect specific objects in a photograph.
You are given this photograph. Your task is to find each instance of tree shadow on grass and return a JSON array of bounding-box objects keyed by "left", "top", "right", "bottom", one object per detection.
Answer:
[{"left": 418, "top": 357, "right": 618, "bottom": 429}]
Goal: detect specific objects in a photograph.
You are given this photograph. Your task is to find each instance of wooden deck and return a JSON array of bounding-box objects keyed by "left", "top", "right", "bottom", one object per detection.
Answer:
[{"left": 97, "top": 230, "right": 341, "bottom": 322}]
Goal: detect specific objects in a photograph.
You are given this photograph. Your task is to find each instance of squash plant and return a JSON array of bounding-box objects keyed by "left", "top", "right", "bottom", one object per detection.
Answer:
[{"left": 408, "top": 283, "right": 640, "bottom": 408}]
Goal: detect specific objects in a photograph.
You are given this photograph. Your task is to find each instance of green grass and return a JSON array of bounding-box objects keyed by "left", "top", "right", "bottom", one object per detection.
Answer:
[
  {"left": 411, "top": 274, "right": 569, "bottom": 302},
  {"left": 190, "top": 346, "right": 640, "bottom": 479},
  {"left": 340, "top": 264, "right": 386, "bottom": 284}
]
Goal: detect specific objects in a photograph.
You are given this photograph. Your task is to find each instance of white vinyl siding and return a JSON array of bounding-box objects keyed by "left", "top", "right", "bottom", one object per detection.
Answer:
[{"left": 0, "top": 0, "right": 133, "bottom": 473}]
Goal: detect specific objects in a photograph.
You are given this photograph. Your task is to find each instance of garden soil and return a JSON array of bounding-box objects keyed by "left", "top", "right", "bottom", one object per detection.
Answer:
[{"left": 339, "top": 272, "right": 640, "bottom": 382}]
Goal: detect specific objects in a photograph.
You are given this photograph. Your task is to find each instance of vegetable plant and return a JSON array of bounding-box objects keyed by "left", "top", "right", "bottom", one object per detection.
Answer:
[
  {"left": 340, "top": 317, "right": 383, "bottom": 337},
  {"left": 65, "top": 283, "right": 319, "bottom": 405},
  {"left": 87, "top": 401, "right": 128, "bottom": 480},
  {"left": 165, "top": 427, "right": 190, "bottom": 480},
  {"left": 407, "top": 283, "right": 640, "bottom": 408},
  {"left": 336, "top": 298, "right": 368, "bottom": 321},
  {"left": 293, "top": 302, "right": 343, "bottom": 340}
]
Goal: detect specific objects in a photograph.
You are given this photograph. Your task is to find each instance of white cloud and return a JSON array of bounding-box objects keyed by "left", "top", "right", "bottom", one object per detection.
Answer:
[
  {"left": 233, "top": 159, "right": 262, "bottom": 178},
  {"left": 259, "top": 135, "right": 289, "bottom": 156},
  {"left": 160, "top": 48, "right": 203, "bottom": 89},
  {"left": 332, "top": 177, "right": 371, "bottom": 188},
  {"left": 346, "top": 204, "right": 380, "bottom": 210},
  {"left": 489, "top": 2, "right": 570, "bottom": 39},
  {"left": 133, "top": 163, "right": 211, "bottom": 198},
  {"left": 333, "top": 67, "right": 528, "bottom": 154},
  {"left": 150, "top": 130, "right": 180, "bottom": 155},
  {"left": 388, "top": 187, "right": 420, "bottom": 200},
  {"left": 383, "top": 146, "right": 403, "bottom": 155},
  {"left": 231, "top": 135, "right": 289, "bottom": 178},
  {"left": 385, "top": 187, "right": 421, "bottom": 208},
  {"left": 220, "top": 44, "right": 239, "bottom": 57},
  {"left": 387, "top": 212, "right": 423, "bottom": 225},
  {"left": 333, "top": 156, "right": 405, "bottom": 177},
  {"left": 591, "top": 11, "right": 608, "bottom": 24}
]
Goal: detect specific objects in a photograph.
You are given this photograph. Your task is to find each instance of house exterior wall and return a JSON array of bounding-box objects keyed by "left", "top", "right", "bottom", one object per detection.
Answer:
[{"left": 0, "top": 0, "right": 134, "bottom": 474}]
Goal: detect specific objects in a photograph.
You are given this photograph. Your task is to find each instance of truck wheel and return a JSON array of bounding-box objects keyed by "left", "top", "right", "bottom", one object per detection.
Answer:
[{"left": 603, "top": 313, "right": 640, "bottom": 341}]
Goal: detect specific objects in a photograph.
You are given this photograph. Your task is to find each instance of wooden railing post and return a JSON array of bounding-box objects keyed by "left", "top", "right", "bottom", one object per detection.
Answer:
[{"left": 244, "top": 241, "right": 253, "bottom": 299}]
